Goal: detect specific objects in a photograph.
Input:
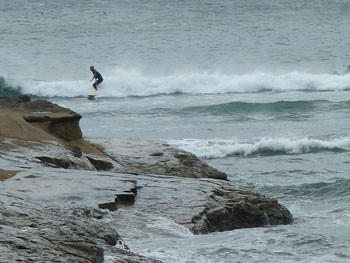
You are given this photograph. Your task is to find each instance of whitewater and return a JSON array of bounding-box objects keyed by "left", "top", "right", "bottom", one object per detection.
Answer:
[
  {"left": 2, "top": 0, "right": 350, "bottom": 262},
  {"left": 4, "top": 70, "right": 350, "bottom": 97}
]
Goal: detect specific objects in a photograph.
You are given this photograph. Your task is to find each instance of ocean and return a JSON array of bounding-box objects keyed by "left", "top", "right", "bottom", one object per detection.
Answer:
[{"left": 1, "top": 0, "right": 350, "bottom": 262}]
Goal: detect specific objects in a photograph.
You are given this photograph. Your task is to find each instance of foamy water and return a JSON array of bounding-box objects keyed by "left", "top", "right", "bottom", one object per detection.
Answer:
[
  {"left": 168, "top": 137, "right": 350, "bottom": 158},
  {"left": 5, "top": 69, "right": 350, "bottom": 98}
]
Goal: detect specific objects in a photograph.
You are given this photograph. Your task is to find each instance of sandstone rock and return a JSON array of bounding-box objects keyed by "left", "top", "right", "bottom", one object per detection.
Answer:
[
  {"left": 71, "top": 146, "right": 83, "bottom": 157},
  {"left": 0, "top": 169, "right": 19, "bottom": 181},
  {"left": 0, "top": 96, "right": 226, "bottom": 178},
  {"left": 86, "top": 155, "right": 115, "bottom": 171},
  {"left": 88, "top": 138, "right": 228, "bottom": 180},
  {"left": 125, "top": 176, "right": 293, "bottom": 234},
  {"left": 98, "top": 202, "right": 118, "bottom": 211},
  {"left": 0, "top": 96, "right": 83, "bottom": 141},
  {"left": 0, "top": 94, "right": 30, "bottom": 107},
  {"left": 1, "top": 168, "right": 293, "bottom": 235},
  {"left": 0, "top": 96, "right": 125, "bottom": 173},
  {"left": 0, "top": 192, "right": 160, "bottom": 263},
  {"left": 0, "top": 95, "right": 293, "bottom": 261},
  {"left": 189, "top": 184, "right": 293, "bottom": 233},
  {"left": 115, "top": 191, "right": 136, "bottom": 205},
  {"left": 0, "top": 96, "right": 292, "bottom": 234},
  {"left": 20, "top": 100, "right": 83, "bottom": 141}
]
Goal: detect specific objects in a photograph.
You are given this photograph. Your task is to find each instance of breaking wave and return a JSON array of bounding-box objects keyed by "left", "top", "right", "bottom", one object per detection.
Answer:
[
  {"left": 168, "top": 137, "right": 350, "bottom": 158},
  {"left": 0, "top": 77, "right": 22, "bottom": 97},
  {"left": 2, "top": 69, "right": 350, "bottom": 98}
]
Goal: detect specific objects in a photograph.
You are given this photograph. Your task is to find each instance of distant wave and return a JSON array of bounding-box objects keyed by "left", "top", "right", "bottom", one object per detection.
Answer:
[
  {"left": 168, "top": 137, "right": 350, "bottom": 158},
  {"left": 179, "top": 100, "right": 327, "bottom": 115},
  {"left": 2, "top": 69, "right": 350, "bottom": 98},
  {"left": 272, "top": 179, "right": 350, "bottom": 199},
  {"left": 258, "top": 179, "right": 350, "bottom": 200},
  {"left": 162, "top": 100, "right": 350, "bottom": 120}
]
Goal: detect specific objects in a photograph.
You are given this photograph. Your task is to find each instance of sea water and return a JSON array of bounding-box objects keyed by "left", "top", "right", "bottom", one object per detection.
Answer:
[{"left": 1, "top": 0, "right": 350, "bottom": 262}]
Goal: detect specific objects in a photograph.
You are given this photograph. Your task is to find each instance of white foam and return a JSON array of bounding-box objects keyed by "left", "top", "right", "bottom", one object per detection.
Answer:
[
  {"left": 168, "top": 137, "right": 350, "bottom": 158},
  {"left": 8, "top": 68, "right": 350, "bottom": 97}
]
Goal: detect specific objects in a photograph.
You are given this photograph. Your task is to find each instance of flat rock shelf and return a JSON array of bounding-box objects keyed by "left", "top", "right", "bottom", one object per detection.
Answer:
[{"left": 0, "top": 95, "right": 293, "bottom": 262}]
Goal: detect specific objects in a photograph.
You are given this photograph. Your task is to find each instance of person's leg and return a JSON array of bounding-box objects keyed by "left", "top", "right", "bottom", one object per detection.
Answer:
[
  {"left": 95, "top": 79, "right": 103, "bottom": 89},
  {"left": 93, "top": 81, "right": 98, "bottom": 90}
]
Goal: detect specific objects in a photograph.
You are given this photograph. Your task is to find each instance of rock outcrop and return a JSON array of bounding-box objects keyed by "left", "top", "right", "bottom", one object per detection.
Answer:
[
  {"left": 0, "top": 95, "right": 226, "bottom": 179},
  {"left": 88, "top": 138, "right": 227, "bottom": 180},
  {"left": 1, "top": 169, "right": 293, "bottom": 236},
  {"left": 21, "top": 99, "right": 83, "bottom": 141},
  {"left": 0, "top": 95, "right": 293, "bottom": 262},
  {"left": 0, "top": 95, "right": 82, "bottom": 140},
  {"left": 0, "top": 95, "right": 124, "bottom": 172}
]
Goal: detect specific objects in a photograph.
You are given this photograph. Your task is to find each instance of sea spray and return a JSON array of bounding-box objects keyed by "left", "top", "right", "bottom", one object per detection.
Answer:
[{"left": 0, "top": 77, "right": 21, "bottom": 97}]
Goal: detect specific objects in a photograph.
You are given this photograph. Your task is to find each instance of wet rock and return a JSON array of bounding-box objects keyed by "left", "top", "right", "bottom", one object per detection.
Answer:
[
  {"left": 0, "top": 192, "right": 161, "bottom": 263},
  {"left": 71, "top": 146, "right": 83, "bottom": 158},
  {"left": 115, "top": 191, "right": 136, "bottom": 205},
  {"left": 124, "top": 176, "right": 293, "bottom": 234},
  {"left": 0, "top": 96, "right": 225, "bottom": 178},
  {"left": 36, "top": 156, "right": 72, "bottom": 168},
  {"left": 86, "top": 155, "right": 115, "bottom": 171},
  {"left": 88, "top": 138, "right": 228, "bottom": 180},
  {"left": 0, "top": 169, "right": 19, "bottom": 181},
  {"left": 1, "top": 169, "right": 292, "bottom": 235},
  {"left": 98, "top": 202, "right": 118, "bottom": 211},
  {"left": 0, "top": 96, "right": 293, "bottom": 260},
  {"left": 190, "top": 185, "right": 293, "bottom": 233}
]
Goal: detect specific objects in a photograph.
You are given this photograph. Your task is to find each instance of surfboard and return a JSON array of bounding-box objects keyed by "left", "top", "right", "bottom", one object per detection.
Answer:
[{"left": 88, "top": 93, "right": 98, "bottom": 100}]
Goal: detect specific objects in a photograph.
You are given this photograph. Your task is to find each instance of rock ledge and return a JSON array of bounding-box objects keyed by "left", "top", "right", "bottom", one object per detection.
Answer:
[{"left": 0, "top": 95, "right": 293, "bottom": 262}]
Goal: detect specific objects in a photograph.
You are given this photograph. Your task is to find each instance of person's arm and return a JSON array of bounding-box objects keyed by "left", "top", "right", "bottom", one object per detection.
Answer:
[{"left": 90, "top": 72, "right": 96, "bottom": 81}]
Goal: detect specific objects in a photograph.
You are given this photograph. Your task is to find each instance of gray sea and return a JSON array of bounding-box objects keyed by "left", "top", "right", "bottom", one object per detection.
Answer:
[{"left": 2, "top": 0, "right": 350, "bottom": 262}]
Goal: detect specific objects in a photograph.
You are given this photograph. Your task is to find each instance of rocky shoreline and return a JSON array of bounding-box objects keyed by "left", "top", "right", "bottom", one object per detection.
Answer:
[{"left": 0, "top": 95, "right": 293, "bottom": 262}]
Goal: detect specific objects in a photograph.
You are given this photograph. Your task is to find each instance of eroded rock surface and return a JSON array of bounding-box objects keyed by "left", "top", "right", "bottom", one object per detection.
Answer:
[
  {"left": 0, "top": 96, "right": 124, "bottom": 172},
  {"left": 0, "top": 192, "right": 161, "bottom": 263},
  {"left": 125, "top": 175, "right": 292, "bottom": 234},
  {"left": 1, "top": 167, "right": 293, "bottom": 236},
  {"left": 0, "top": 96, "right": 226, "bottom": 179},
  {"left": 88, "top": 138, "right": 227, "bottom": 180},
  {"left": 1, "top": 95, "right": 82, "bottom": 140},
  {"left": 0, "top": 95, "right": 293, "bottom": 262}
]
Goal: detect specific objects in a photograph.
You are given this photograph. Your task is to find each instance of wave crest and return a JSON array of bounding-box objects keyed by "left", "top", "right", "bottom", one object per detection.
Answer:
[
  {"left": 0, "top": 77, "right": 22, "bottom": 97},
  {"left": 168, "top": 137, "right": 350, "bottom": 158}
]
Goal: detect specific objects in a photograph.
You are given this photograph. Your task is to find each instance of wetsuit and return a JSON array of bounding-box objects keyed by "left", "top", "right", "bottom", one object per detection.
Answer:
[{"left": 92, "top": 69, "right": 103, "bottom": 90}]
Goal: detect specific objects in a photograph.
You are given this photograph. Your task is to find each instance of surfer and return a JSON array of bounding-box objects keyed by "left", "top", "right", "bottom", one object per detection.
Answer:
[{"left": 90, "top": 66, "right": 103, "bottom": 90}]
